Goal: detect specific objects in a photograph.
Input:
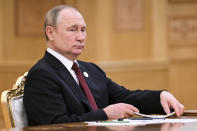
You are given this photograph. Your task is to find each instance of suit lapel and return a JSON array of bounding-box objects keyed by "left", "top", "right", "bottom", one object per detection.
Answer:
[
  {"left": 43, "top": 52, "right": 91, "bottom": 109},
  {"left": 78, "top": 62, "right": 92, "bottom": 89},
  {"left": 78, "top": 62, "right": 99, "bottom": 107},
  {"left": 58, "top": 67, "right": 92, "bottom": 110}
]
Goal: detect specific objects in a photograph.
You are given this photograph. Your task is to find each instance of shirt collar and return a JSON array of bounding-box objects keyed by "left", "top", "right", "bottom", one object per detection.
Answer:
[{"left": 47, "top": 48, "right": 78, "bottom": 71}]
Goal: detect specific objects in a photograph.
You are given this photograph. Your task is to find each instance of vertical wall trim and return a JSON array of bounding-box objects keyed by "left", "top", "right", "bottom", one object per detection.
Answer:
[
  {"left": 96, "top": 0, "right": 111, "bottom": 62},
  {"left": 0, "top": 0, "right": 4, "bottom": 61},
  {"left": 151, "top": 0, "right": 168, "bottom": 61}
]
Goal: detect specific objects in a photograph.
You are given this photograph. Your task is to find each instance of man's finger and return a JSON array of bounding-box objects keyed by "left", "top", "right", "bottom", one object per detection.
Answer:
[
  {"left": 162, "top": 101, "right": 171, "bottom": 114},
  {"left": 178, "top": 103, "right": 185, "bottom": 116},
  {"left": 170, "top": 102, "right": 180, "bottom": 116},
  {"left": 127, "top": 104, "right": 139, "bottom": 113},
  {"left": 125, "top": 109, "right": 135, "bottom": 117}
]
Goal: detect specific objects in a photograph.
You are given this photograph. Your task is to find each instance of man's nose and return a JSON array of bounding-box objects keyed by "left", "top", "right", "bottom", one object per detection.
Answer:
[{"left": 76, "top": 31, "right": 86, "bottom": 42}]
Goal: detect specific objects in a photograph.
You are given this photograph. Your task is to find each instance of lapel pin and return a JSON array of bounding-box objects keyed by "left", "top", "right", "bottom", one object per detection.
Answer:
[{"left": 83, "top": 72, "right": 89, "bottom": 78}]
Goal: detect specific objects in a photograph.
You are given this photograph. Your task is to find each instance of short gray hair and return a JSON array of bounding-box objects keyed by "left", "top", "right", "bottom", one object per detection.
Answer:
[{"left": 44, "top": 5, "right": 79, "bottom": 41}]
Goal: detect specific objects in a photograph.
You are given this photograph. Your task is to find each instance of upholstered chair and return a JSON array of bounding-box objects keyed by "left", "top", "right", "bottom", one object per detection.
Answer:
[{"left": 1, "top": 72, "right": 28, "bottom": 128}]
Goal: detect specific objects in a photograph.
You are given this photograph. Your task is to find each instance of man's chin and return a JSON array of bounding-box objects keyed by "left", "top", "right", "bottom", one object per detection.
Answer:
[
  {"left": 73, "top": 50, "right": 83, "bottom": 55},
  {"left": 73, "top": 52, "right": 82, "bottom": 57}
]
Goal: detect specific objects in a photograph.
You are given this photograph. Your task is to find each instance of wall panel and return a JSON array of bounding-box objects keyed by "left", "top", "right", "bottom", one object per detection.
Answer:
[
  {"left": 169, "top": 61, "right": 197, "bottom": 109},
  {"left": 167, "top": 0, "right": 197, "bottom": 109},
  {"left": 111, "top": 0, "right": 152, "bottom": 60},
  {"left": 100, "top": 60, "right": 168, "bottom": 91}
]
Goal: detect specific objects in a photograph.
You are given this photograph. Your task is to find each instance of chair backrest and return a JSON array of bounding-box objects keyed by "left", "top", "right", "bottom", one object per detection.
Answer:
[{"left": 1, "top": 72, "right": 28, "bottom": 128}]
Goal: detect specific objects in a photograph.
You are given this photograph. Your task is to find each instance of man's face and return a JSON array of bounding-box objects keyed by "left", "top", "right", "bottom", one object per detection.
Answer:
[{"left": 48, "top": 8, "right": 86, "bottom": 60}]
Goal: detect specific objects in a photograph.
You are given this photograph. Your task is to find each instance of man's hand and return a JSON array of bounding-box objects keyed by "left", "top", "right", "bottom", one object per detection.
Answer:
[
  {"left": 160, "top": 91, "right": 184, "bottom": 116},
  {"left": 103, "top": 103, "right": 139, "bottom": 120}
]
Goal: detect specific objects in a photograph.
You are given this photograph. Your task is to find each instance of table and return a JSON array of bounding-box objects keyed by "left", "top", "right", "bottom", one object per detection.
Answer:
[{"left": 1, "top": 116, "right": 197, "bottom": 131}]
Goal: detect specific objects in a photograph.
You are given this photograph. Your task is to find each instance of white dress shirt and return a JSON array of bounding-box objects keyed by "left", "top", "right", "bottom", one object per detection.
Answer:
[{"left": 47, "top": 48, "right": 79, "bottom": 84}]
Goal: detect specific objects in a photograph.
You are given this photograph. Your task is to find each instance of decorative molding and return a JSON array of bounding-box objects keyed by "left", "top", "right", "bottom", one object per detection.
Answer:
[
  {"left": 168, "top": 0, "right": 197, "bottom": 4},
  {"left": 15, "top": 0, "right": 64, "bottom": 36},
  {"left": 98, "top": 60, "right": 169, "bottom": 72},
  {"left": 115, "top": 0, "right": 145, "bottom": 31},
  {"left": 170, "top": 46, "right": 197, "bottom": 62},
  {"left": 0, "top": 60, "right": 169, "bottom": 73},
  {"left": 0, "top": 61, "right": 34, "bottom": 72},
  {"left": 168, "top": 15, "right": 197, "bottom": 46}
]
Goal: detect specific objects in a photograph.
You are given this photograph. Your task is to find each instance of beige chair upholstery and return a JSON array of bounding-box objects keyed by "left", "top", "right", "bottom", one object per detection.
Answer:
[{"left": 1, "top": 72, "right": 28, "bottom": 128}]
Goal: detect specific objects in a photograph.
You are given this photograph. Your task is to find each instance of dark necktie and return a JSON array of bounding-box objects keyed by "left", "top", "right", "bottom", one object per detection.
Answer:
[{"left": 72, "top": 62, "right": 98, "bottom": 111}]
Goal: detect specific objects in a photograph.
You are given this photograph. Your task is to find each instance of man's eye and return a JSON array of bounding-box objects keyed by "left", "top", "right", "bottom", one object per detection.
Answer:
[
  {"left": 81, "top": 29, "right": 86, "bottom": 32},
  {"left": 69, "top": 29, "right": 75, "bottom": 31},
  {"left": 69, "top": 28, "right": 77, "bottom": 31}
]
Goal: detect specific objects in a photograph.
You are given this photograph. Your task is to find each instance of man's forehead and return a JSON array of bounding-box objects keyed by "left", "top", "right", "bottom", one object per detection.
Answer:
[
  {"left": 60, "top": 8, "right": 83, "bottom": 19},
  {"left": 70, "top": 24, "right": 86, "bottom": 28},
  {"left": 58, "top": 8, "right": 86, "bottom": 26},
  {"left": 61, "top": 18, "right": 86, "bottom": 27}
]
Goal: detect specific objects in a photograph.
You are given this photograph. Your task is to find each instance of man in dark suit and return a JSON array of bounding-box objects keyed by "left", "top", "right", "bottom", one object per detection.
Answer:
[{"left": 24, "top": 5, "right": 184, "bottom": 126}]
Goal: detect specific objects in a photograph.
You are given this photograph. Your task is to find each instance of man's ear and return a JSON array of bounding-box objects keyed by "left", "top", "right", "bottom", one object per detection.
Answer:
[{"left": 46, "top": 26, "right": 55, "bottom": 40}]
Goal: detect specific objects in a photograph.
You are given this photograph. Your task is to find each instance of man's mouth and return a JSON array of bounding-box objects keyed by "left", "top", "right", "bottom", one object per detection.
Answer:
[{"left": 74, "top": 45, "right": 84, "bottom": 49}]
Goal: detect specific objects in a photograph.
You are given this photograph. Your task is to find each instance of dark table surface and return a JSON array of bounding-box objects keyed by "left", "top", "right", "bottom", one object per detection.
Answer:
[{"left": 2, "top": 116, "right": 197, "bottom": 131}]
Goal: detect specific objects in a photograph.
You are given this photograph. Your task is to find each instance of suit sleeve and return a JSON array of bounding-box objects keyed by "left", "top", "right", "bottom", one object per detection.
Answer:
[
  {"left": 106, "top": 78, "right": 165, "bottom": 114},
  {"left": 24, "top": 69, "right": 107, "bottom": 126},
  {"left": 90, "top": 62, "right": 165, "bottom": 114}
]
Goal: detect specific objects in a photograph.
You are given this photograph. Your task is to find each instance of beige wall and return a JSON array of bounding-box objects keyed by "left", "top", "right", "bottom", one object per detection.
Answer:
[{"left": 0, "top": 0, "right": 197, "bottom": 129}]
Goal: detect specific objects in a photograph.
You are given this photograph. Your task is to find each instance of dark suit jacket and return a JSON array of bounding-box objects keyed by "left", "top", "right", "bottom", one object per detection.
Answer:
[{"left": 24, "top": 51, "right": 164, "bottom": 126}]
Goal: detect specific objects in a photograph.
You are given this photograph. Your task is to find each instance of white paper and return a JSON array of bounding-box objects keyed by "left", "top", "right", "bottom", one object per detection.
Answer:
[
  {"left": 134, "top": 111, "right": 175, "bottom": 118},
  {"left": 86, "top": 118, "right": 197, "bottom": 126},
  {"left": 87, "top": 120, "right": 146, "bottom": 126}
]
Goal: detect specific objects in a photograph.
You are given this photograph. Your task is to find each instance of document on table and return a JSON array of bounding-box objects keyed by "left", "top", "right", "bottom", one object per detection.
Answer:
[
  {"left": 86, "top": 118, "right": 197, "bottom": 126},
  {"left": 133, "top": 111, "right": 175, "bottom": 118}
]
